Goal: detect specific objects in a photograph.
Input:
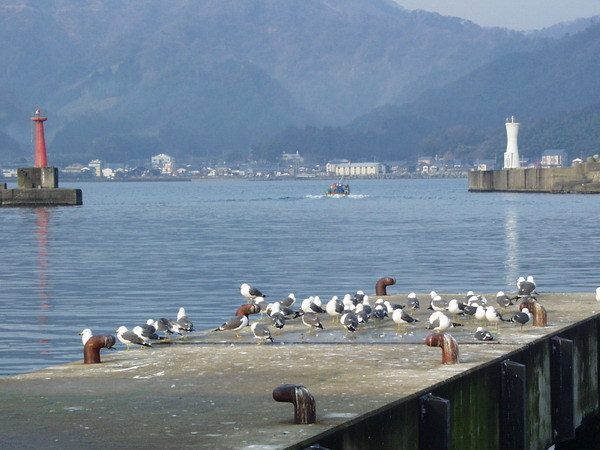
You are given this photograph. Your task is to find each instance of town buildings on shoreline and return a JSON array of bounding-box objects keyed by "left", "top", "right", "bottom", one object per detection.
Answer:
[{"left": 0, "top": 149, "right": 586, "bottom": 182}]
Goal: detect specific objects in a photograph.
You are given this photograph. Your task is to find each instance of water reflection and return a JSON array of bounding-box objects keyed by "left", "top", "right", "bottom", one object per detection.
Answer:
[
  {"left": 503, "top": 202, "right": 519, "bottom": 286},
  {"left": 35, "top": 208, "right": 51, "bottom": 352}
]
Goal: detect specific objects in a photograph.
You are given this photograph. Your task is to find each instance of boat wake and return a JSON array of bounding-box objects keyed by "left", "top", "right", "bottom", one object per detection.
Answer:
[{"left": 305, "top": 194, "right": 369, "bottom": 199}]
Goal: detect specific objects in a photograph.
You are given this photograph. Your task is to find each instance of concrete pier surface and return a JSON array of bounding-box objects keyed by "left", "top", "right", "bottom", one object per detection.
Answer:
[{"left": 1, "top": 293, "right": 599, "bottom": 449}]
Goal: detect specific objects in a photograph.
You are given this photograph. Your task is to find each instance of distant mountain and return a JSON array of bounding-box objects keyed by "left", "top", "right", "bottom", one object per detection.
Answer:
[
  {"left": 530, "top": 16, "right": 600, "bottom": 39},
  {"left": 0, "top": 0, "right": 542, "bottom": 165},
  {"left": 408, "top": 23, "right": 600, "bottom": 128},
  {"left": 259, "top": 21, "right": 600, "bottom": 163}
]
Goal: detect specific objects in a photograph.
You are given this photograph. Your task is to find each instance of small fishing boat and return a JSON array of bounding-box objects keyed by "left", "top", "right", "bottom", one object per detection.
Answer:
[{"left": 325, "top": 178, "right": 350, "bottom": 196}]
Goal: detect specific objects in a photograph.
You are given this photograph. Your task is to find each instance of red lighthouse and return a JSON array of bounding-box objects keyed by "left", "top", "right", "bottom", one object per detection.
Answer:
[{"left": 31, "top": 108, "right": 48, "bottom": 167}]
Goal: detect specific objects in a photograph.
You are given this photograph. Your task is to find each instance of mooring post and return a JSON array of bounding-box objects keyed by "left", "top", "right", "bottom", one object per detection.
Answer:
[
  {"left": 273, "top": 384, "right": 316, "bottom": 424},
  {"left": 551, "top": 336, "right": 575, "bottom": 443},
  {"left": 420, "top": 393, "right": 451, "bottom": 450},
  {"left": 425, "top": 333, "right": 459, "bottom": 364},
  {"left": 500, "top": 359, "right": 527, "bottom": 450},
  {"left": 375, "top": 277, "right": 395, "bottom": 296},
  {"left": 520, "top": 300, "right": 547, "bottom": 327},
  {"left": 83, "top": 335, "right": 116, "bottom": 364}
]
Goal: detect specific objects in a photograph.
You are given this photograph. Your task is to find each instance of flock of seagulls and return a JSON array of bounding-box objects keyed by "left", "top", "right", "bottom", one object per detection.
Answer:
[
  {"left": 79, "top": 307, "right": 194, "bottom": 351},
  {"left": 209, "top": 279, "right": 545, "bottom": 344},
  {"left": 81, "top": 277, "right": 600, "bottom": 351}
]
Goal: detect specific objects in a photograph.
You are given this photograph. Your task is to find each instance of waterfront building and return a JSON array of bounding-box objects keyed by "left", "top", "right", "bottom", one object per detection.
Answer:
[
  {"left": 88, "top": 159, "right": 103, "bottom": 177},
  {"left": 541, "top": 149, "right": 568, "bottom": 168},
  {"left": 334, "top": 162, "right": 387, "bottom": 177}
]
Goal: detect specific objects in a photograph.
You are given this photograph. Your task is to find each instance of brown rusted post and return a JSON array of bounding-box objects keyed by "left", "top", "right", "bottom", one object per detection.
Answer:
[
  {"left": 520, "top": 301, "right": 547, "bottom": 327},
  {"left": 235, "top": 303, "right": 261, "bottom": 316},
  {"left": 425, "top": 333, "right": 459, "bottom": 364},
  {"left": 83, "top": 335, "right": 116, "bottom": 364},
  {"left": 375, "top": 277, "right": 396, "bottom": 296},
  {"left": 273, "top": 384, "right": 316, "bottom": 424}
]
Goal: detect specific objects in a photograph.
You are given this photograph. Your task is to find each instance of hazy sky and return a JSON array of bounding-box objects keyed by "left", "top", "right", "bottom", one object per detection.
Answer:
[{"left": 394, "top": 0, "right": 600, "bottom": 30}]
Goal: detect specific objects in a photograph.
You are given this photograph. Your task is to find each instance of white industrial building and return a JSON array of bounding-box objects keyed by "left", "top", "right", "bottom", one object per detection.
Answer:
[{"left": 328, "top": 161, "right": 387, "bottom": 176}]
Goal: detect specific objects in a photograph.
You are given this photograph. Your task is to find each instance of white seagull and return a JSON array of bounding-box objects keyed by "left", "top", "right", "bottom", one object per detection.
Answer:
[
  {"left": 485, "top": 306, "right": 507, "bottom": 328},
  {"left": 251, "top": 322, "right": 274, "bottom": 343},
  {"left": 427, "top": 311, "right": 451, "bottom": 333},
  {"left": 326, "top": 296, "right": 344, "bottom": 322},
  {"left": 79, "top": 328, "right": 93, "bottom": 345},
  {"left": 301, "top": 312, "right": 324, "bottom": 331},
  {"left": 340, "top": 310, "right": 359, "bottom": 332},
  {"left": 510, "top": 308, "right": 532, "bottom": 330},
  {"left": 213, "top": 315, "right": 249, "bottom": 338},
  {"left": 392, "top": 307, "right": 419, "bottom": 331},
  {"left": 176, "top": 307, "right": 194, "bottom": 332},
  {"left": 240, "top": 283, "right": 266, "bottom": 302},
  {"left": 116, "top": 326, "right": 152, "bottom": 350},
  {"left": 407, "top": 292, "right": 420, "bottom": 310}
]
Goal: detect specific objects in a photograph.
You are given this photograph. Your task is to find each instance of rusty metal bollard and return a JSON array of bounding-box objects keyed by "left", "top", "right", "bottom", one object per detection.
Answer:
[
  {"left": 375, "top": 277, "right": 396, "bottom": 296},
  {"left": 235, "top": 303, "right": 261, "bottom": 316},
  {"left": 83, "top": 335, "right": 116, "bottom": 364},
  {"left": 520, "top": 301, "right": 547, "bottom": 327},
  {"left": 425, "top": 333, "right": 459, "bottom": 364},
  {"left": 273, "top": 384, "right": 316, "bottom": 424}
]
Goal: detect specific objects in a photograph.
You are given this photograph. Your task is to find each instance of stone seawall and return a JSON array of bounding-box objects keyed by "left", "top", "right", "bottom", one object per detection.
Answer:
[{"left": 468, "top": 161, "right": 600, "bottom": 193}]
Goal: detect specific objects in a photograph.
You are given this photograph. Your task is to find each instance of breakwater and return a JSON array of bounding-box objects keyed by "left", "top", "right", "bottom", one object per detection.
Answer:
[
  {"left": 2, "top": 293, "right": 599, "bottom": 449},
  {"left": 0, "top": 167, "right": 82, "bottom": 206},
  {"left": 468, "top": 159, "right": 600, "bottom": 193}
]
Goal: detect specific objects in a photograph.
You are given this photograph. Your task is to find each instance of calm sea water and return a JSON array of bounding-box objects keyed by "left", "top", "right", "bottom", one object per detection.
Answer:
[{"left": 0, "top": 178, "right": 598, "bottom": 377}]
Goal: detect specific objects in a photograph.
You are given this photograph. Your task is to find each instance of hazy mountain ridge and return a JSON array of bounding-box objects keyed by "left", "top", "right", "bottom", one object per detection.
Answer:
[
  {"left": 256, "top": 21, "right": 600, "bottom": 164},
  {"left": 0, "top": 0, "right": 594, "bottom": 165},
  {"left": 0, "top": 0, "right": 600, "bottom": 164}
]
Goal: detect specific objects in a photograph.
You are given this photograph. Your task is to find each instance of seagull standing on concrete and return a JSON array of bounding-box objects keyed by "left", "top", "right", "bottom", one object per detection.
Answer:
[
  {"left": 251, "top": 322, "right": 274, "bottom": 343},
  {"left": 176, "top": 307, "right": 194, "bottom": 332},
  {"left": 427, "top": 311, "right": 451, "bottom": 333},
  {"left": 392, "top": 307, "right": 419, "bottom": 331},
  {"left": 475, "top": 305, "right": 487, "bottom": 321},
  {"left": 342, "top": 294, "right": 356, "bottom": 311},
  {"left": 429, "top": 295, "right": 448, "bottom": 312},
  {"left": 240, "top": 283, "right": 266, "bottom": 302},
  {"left": 517, "top": 276, "right": 537, "bottom": 300},
  {"left": 496, "top": 291, "right": 514, "bottom": 309},
  {"left": 510, "top": 308, "right": 532, "bottom": 330},
  {"left": 596, "top": 287, "right": 600, "bottom": 302},
  {"left": 407, "top": 292, "right": 420, "bottom": 310},
  {"left": 447, "top": 299, "right": 464, "bottom": 317},
  {"left": 280, "top": 293, "right": 296, "bottom": 307},
  {"left": 301, "top": 312, "right": 324, "bottom": 331},
  {"left": 270, "top": 311, "right": 286, "bottom": 332},
  {"left": 151, "top": 318, "right": 182, "bottom": 337},
  {"left": 355, "top": 305, "right": 370, "bottom": 324},
  {"left": 132, "top": 325, "right": 161, "bottom": 346},
  {"left": 340, "top": 310, "right": 359, "bottom": 332},
  {"left": 116, "top": 326, "right": 152, "bottom": 350},
  {"left": 485, "top": 306, "right": 508, "bottom": 328},
  {"left": 214, "top": 314, "right": 249, "bottom": 338},
  {"left": 326, "top": 296, "right": 344, "bottom": 323}
]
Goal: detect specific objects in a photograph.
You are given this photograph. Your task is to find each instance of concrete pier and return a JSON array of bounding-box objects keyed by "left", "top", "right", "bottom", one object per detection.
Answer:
[
  {"left": 468, "top": 159, "right": 600, "bottom": 193},
  {"left": 1, "top": 293, "right": 599, "bottom": 449},
  {"left": 1, "top": 110, "right": 82, "bottom": 207},
  {"left": 0, "top": 167, "right": 82, "bottom": 206}
]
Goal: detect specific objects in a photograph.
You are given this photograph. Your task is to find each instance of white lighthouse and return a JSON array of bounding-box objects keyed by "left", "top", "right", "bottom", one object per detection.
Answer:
[{"left": 503, "top": 115, "right": 520, "bottom": 169}]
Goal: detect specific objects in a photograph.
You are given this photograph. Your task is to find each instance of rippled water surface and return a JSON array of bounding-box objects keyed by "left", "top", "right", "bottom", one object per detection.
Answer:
[{"left": 0, "top": 178, "right": 598, "bottom": 376}]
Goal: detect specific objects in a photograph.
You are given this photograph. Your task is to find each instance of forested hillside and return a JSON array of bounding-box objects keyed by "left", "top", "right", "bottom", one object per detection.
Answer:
[{"left": 0, "top": 0, "right": 540, "bottom": 164}]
